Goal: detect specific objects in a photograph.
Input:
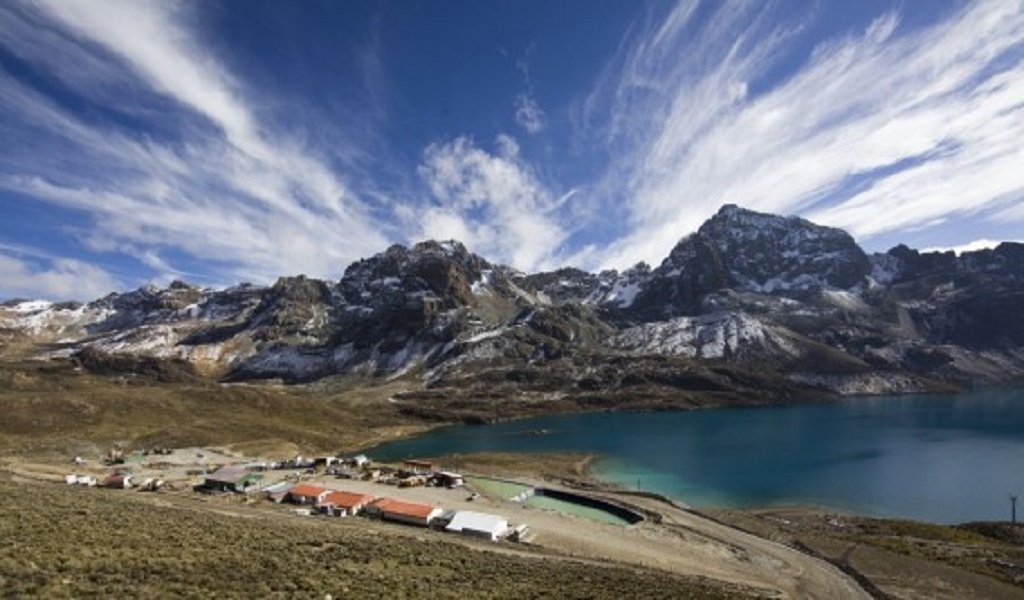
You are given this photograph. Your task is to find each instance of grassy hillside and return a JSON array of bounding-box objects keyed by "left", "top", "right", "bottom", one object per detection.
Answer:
[
  {"left": 0, "top": 475, "right": 748, "bottom": 599},
  {"left": 0, "top": 358, "right": 427, "bottom": 456}
]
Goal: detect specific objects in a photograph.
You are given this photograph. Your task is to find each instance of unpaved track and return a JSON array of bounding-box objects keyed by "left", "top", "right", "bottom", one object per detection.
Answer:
[
  {"left": 510, "top": 489, "right": 871, "bottom": 600},
  {"left": 278, "top": 476, "right": 871, "bottom": 599},
  {"left": 642, "top": 497, "right": 870, "bottom": 599}
]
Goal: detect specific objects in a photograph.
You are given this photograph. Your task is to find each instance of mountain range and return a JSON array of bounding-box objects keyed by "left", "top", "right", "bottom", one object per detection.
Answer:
[{"left": 3, "top": 205, "right": 1023, "bottom": 413}]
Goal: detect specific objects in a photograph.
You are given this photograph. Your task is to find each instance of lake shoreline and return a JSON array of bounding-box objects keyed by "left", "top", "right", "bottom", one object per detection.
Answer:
[
  {"left": 364, "top": 388, "right": 1024, "bottom": 525},
  {"left": 464, "top": 456, "right": 1024, "bottom": 597},
  {"left": 413, "top": 452, "right": 1024, "bottom": 598}
]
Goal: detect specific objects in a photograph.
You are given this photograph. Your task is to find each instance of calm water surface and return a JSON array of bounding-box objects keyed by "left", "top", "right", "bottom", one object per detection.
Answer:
[{"left": 367, "top": 389, "right": 1024, "bottom": 523}]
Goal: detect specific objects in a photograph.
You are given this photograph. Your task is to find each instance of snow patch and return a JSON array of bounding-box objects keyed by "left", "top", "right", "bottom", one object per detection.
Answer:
[
  {"left": 611, "top": 312, "right": 798, "bottom": 360},
  {"left": 464, "top": 326, "right": 508, "bottom": 344},
  {"left": 7, "top": 300, "right": 53, "bottom": 313},
  {"left": 821, "top": 289, "right": 868, "bottom": 312},
  {"left": 604, "top": 280, "right": 641, "bottom": 308}
]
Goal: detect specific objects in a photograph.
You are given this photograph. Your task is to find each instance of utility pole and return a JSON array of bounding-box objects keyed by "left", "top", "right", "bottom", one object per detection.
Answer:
[{"left": 1012, "top": 494, "right": 1018, "bottom": 525}]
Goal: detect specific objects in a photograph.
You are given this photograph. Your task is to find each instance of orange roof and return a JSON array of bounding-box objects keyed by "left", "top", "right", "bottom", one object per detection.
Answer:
[
  {"left": 320, "top": 491, "right": 375, "bottom": 509},
  {"left": 370, "top": 497, "right": 438, "bottom": 519},
  {"left": 290, "top": 483, "right": 328, "bottom": 497}
]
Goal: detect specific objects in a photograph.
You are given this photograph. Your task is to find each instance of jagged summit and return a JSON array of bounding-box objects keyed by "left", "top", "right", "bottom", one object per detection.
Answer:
[
  {"left": 3, "top": 206, "right": 1023, "bottom": 395},
  {"left": 627, "top": 205, "right": 870, "bottom": 319},
  {"left": 692, "top": 204, "right": 869, "bottom": 290}
]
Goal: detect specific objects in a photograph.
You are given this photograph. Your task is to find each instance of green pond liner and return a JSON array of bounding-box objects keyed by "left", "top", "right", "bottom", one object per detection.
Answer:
[{"left": 467, "top": 477, "right": 642, "bottom": 526}]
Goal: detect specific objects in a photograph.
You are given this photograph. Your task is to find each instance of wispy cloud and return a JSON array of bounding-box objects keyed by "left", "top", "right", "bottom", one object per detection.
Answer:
[
  {"left": 513, "top": 51, "right": 546, "bottom": 135},
  {"left": 413, "top": 134, "right": 569, "bottom": 271},
  {"left": 3, "top": 0, "right": 1023, "bottom": 298},
  {"left": 0, "top": 244, "right": 121, "bottom": 301},
  {"left": 514, "top": 94, "right": 546, "bottom": 135},
  {"left": 581, "top": 1, "right": 1024, "bottom": 270},
  {"left": 0, "top": 0, "right": 390, "bottom": 297}
]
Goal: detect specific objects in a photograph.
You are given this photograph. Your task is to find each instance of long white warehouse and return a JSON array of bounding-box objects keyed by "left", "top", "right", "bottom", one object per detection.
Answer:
[{"left": 445, "top": 511, "right": 510, "bottom": 541}]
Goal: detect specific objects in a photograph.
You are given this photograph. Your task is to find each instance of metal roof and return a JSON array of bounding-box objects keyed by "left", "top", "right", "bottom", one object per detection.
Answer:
[
  {"left": 205, "top": 466, "right": 249, "bottom": 484},
  {"left": 320, "top": 490, "right": 375, "bottom": 509},
  {"left": 289, "top": 483, "right": 328, "bottom": 497},
  {"left": 445, "top": 511, "right": 509, "bottom": 535},
  {"left": 370, "top": 497, "right": 439, "bottom": 519}
]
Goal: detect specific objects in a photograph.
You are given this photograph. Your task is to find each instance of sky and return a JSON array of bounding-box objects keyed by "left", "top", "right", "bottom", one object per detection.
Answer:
[{"left": 2, "top": 0, "right": 1024, "bottom": 301}]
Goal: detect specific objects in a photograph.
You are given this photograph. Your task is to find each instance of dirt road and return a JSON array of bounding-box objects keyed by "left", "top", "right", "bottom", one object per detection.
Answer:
[{"left": 293, "top": 475, "right": 870, "bottom": 599}]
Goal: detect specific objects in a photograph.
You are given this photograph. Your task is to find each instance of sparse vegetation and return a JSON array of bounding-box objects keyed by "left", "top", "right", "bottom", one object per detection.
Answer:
[
  {"left": 0, "top": 358, "right": 428, "bottom": 457},
  {"left": 711, "top": 508, "right": 1024, "bottom": 598},
  {"left": 0, "top": 476, "right": 749, "bottom": 599}
]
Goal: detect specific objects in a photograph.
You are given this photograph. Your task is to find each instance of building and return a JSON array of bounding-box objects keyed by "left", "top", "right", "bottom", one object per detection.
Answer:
[
  {"left": 313, "top": 456, "right": 338, "bottom": 468},
  {"left": 288, "top": 483, "right": 330, "bottom": 505},
  {"left": 262, "top": 482, "right": 294, "bottom": 503},
  {"left": 100, "top": 473, "right": 133, "bottom": 489},
  {"left": 398, "top": 475, "right": 427, "bottom": 488},
  {"left": 433, "top": 471, "right": 464, "bottom": 488},
  {"left": 366, "top": 497, "right": 442, "bottom": 527},
  {"left": 203, "top": 466, "right": 263, "bottom": 493},
  {"left": 403, "top": 459, "right": 434, "bottom": 473},
  {"left": 444, "top": 511, "right": 509, "bottom": 541},
  {"left": 318, "top": 490, "right": 376, "bottom": 516}
]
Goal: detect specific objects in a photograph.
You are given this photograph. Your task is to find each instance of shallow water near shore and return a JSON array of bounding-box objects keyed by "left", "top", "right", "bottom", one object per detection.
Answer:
[{"left": 369, "top": 388, "right": 1024, "bottom": 524}]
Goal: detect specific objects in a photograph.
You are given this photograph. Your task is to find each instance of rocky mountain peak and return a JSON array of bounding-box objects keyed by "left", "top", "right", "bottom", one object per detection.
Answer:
[
  {"left": 695, "top": 205, "right": 870, "bottom": 290},
  {"left": 628, "top": 205, "right": 871, "bottom": 319},
  {"left": 246, "top": 275, "right": 333, "bottom": 338},
  {"left": 4, "top": 207, "right": 1022, "bottom": 394},
  {"left": 884, "top": 242, "right": 1024, "bottom": 284},
  {"left": 339, "top": 240, "right": 494, "bottom": 311},
  {"left": 90, "top": 281, "right": 205, "bottom": 314}
]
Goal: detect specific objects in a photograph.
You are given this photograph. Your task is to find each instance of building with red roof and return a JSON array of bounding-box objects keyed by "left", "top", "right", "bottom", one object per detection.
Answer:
[
  {"left": 317, "top": 490, "right": 376, "bottom": 516},
  {"left": 366, "top": 497, "right": 442, "bottom": 526},
  {"left": 288, "top": 483, "right": 329, "bottom": 505}
]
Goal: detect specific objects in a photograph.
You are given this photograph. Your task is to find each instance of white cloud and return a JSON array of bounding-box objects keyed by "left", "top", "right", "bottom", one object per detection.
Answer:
[
  {"left": 921, "top": 239, "right": 1024, "bottom": 255},
  {"left": 0, "top": 0, "right": 390, "bottom": 287},
  {"left": 582, "top": 1, "right": 1024, "bottom": 270},
  {"left": 514, "top": 93, "right": 546, "bottom": 134},
  {"left": 0, "top": 250, "right": 121, "bottom": 301},
  {"left": 415, "top": 136, "right": 568, "bottom": 271},
  {"left": 512, "top": 49, "right": 546, "bottom": 135}
]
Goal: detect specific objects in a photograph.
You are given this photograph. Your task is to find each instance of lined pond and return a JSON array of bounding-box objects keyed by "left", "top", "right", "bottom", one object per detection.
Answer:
[{"left": 466, "top": 476, "right": 636, "bottom": 525}]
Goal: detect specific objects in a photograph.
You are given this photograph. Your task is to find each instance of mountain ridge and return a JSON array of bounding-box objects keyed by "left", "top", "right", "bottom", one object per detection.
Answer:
[{"left": 3, "top": 205, "right": 1023, "bottom": 405}]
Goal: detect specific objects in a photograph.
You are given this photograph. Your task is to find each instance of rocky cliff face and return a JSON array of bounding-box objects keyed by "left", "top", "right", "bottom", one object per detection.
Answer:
[
  {"left": 2, "top": 206, "right": 1022, "bottom": 400},
  {"left": 628, "top": 205, "right": 871, "bottom": 319}
]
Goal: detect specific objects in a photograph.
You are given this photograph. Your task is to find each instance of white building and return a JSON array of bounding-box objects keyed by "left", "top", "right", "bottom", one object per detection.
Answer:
[{"left": 445, "top": 511, "right": 510, "bottom": 541}]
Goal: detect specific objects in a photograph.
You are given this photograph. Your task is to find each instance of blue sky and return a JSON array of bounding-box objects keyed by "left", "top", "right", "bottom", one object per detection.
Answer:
[{"left": 2, "top": 0, "right": 1024, "bottom": 300}]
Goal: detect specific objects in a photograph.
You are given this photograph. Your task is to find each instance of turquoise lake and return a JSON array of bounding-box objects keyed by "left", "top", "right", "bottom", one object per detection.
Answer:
[{"left": 367, "top": 388, "right": 1024, "bottom": 524}]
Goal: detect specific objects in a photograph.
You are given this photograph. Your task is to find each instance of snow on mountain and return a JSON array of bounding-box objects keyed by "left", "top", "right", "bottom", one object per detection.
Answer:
[
  {"left": 628, "top": 205, "right": 872, "bottom": 320},
  {"left": 0, "top": 300, "right": 114, "bottom": 339},
  {"left": 610, "top": 312, "right": 800, "bottom": 361},
  {"left": 3, "top": 205, "right": 1023, "bottom": 394}
]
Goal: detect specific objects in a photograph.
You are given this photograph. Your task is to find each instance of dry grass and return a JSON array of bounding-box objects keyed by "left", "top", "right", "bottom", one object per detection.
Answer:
[
  {"left": 0, "top": 359, "right": 430, "bottom": 457},
  {"left": 0, "top": 476, "right": 750, "bottom": 599},
  {"left": 710, "top": 508, "right": 1024, "bottom": 598}
]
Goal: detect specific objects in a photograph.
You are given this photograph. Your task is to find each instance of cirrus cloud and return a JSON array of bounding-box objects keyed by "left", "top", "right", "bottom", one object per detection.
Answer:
[{"left": 582, "top": 1, "right": 1024, "bottom": 270}]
